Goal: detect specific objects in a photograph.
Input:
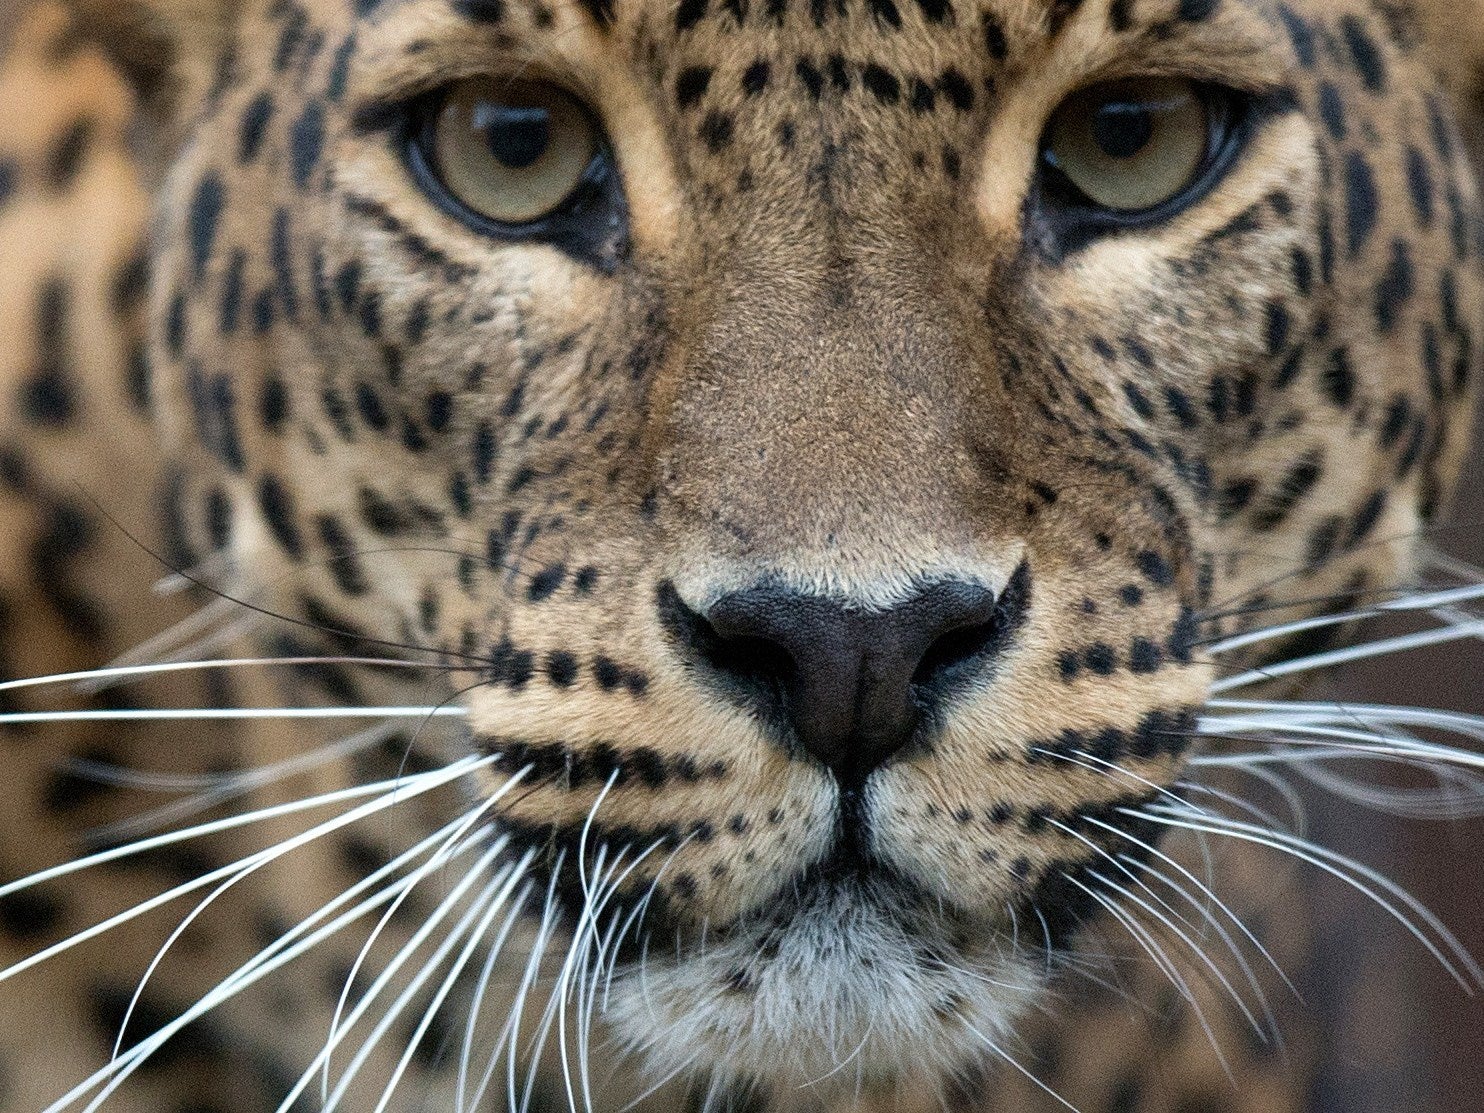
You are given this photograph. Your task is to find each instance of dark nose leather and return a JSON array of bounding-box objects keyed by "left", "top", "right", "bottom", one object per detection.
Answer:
[{"left": 697, "top": 579, "right": 1005, "bottom": 785}]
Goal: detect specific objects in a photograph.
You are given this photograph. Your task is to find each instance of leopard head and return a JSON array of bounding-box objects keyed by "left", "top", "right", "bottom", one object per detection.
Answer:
[{"left": 76, "top": 0, "right": 1484, "bottom": 1094}]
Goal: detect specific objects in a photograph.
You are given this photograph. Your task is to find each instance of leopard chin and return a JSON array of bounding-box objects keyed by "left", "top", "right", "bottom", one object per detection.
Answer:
[{"left": 603, "top": 871, "right": 1043, "bottom": 1096}]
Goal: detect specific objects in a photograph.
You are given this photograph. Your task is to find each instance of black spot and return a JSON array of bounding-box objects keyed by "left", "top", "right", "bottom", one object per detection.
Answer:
[
  {"left": 21, "top": 278, "right": 76, "bottom": 427},
  {"left": 700, "top": 111, "right": 734, "bottom": 151},
  {"left": 90, "top": 982, "right": 225, "bottom": 1072},
  {"left": 455, "top": 0, "right": 506, "bottom": 19},
  {"left": 187, "top": 174, "right": 226, "bottom": 281},
  {"left": 982, "top": 11, "right": 1009, "bottom": 59},
  {"left": 1321, "top": 347, "right": 1356, "bottom": 407},
  {"left": 1263, "top": 300, "right": 1291, "bottom": 356},
  {"left": 239, "top": 93, "right": 275, "bottom": 162},
  {"left": 938, "top": 68, "right": 974, "bottom": 111},
  {"left": 425, "top": 390, "right": 453, "bottom": 432},
  {"left": 0, "top": 886, "right": 62, "bottom": 941},
  {"left": 675, "top": 0, "right": 708, "bottom": 30},
  {"left": 1317, "top": 82, "right": 1346, "bottom": 139},
  {"left": 1128, "top": 637, "right": 1163, "bottom": 673},
  {"left": 271, "top": 210, "right": 300, "bottom": 322},
  {"left": 528, "top": 564, "right": 566, "bottom": 601},
  {"left": 46, "top": 116, "right": 93, "bottom": 190},
  {"left": 1378, "top": 394, "right": 1411, "bottom": 448},
  {"left": 1343, "top": 151, "right": 1378, "bottom": 257},
  {"left": 546, "top": 651, "right": 579, "bottom": 687},
  {"left": 290, "top": 101, "right": 326, "bottom": 188},
  {"left": 1348, "top": 489, "right": 1386, "bottom": 545},
  {"left": 219, "top": 250, "right": 246, "bottom": 334},
  {"left": 0, "top": 158, "right": 16, "bottom": 207},
  {"left": 741, "top": 61, "right": 771, "bottom": 95},
  {"left": 868, "top": 0, "right": 902, "bottom": 28},
  {"left": 326, "top": 35, "right": 356, "bottom": 101},
  {"left": 1252, "top": 449, "right": 1323, "bottom": 530},
  {"left": 1340, "top": 13, "right": 1386, "bottom": 92},
  {"left": 1106, "top": 1073, "right": 1144, "bottom": 1113},
  {"left": 205, "top": 486, "right": 233, "bottom": 550},
  {"left": 861, "top": 64, "right": 901, "bottom": 103},
  {"left": 1373, "top": 240, "right": 1414, "bottom": 333},
  {"left": 1177, "top": 0, "right": 1218, "bottom": 20},
  {"left": 111, "top": 250, "right": 150, "bottom": 315},
  {"left": 1135, "top": 550, "right": 1173, "bottom": 587},
  {"left": 317, "top": 516, "right": 368, "bottom": 595},
  {"left": 258, "top": 474, "right": 304, "bottom": 558},
  {"left": 826, "top": 54, "right": 851, "bottom": 92},
  {"left": 675, "top": 66, "right": 712, "bottom": 109},
  {"left": 1276, "top": 5, "right": 1316, "bottom": 67},
  {"left": 355, "top": 382, "right": 389, "bottom": 430},
  {"left": 1084, "top": 643, "right": 1116, "bottom": 675},
  {"left": 795, "top": 60, "right": 824, "bottom": 100},
  {"left": 915, "top": 0, "right": 952, "bottom": 22}
]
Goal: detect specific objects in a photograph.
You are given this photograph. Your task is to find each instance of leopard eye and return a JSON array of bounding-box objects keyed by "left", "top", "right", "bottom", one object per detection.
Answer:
[
  {"left": 1042, "top": 77, "right": 1216, "bottom": 214},
  {"left": 423, "top": 77, "right": 601, "bottom": 227}
]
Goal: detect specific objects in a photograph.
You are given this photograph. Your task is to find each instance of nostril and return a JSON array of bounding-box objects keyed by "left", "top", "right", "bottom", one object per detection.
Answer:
[
  {"left": 656, "top": 581, "right": 797, "bottom": 702},
  {"left": 911, "top": 562, "right": 1032, "bottom": 699},
  {"left": 911, "top": 617, "right": 1002, "bottom": 690}
]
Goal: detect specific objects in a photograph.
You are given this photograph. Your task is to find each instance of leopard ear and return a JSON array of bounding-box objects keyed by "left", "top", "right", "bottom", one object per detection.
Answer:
[{"left": 64, "top": 0, "right": 238, "bottom": 111}]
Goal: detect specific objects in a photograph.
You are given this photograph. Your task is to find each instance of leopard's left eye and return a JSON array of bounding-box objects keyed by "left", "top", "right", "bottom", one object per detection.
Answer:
[
  {"left": 403, "top": 75, "right": 628, "bottom": 267},
  {"left": 1039, "top": 77, "right": 1244, "bottom": 221}
]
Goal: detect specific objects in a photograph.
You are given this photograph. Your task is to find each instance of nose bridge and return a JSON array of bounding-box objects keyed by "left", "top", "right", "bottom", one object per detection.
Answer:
[{"left": 656, "top": 243, "right": 992, "bottom": 558}]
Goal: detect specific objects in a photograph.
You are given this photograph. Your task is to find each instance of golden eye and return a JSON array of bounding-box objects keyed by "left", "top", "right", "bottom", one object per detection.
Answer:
[
  {"left": 1043, "top": 77, "right": 1211, "bottom": 213},
  {"left": 429, "top": 77, "right": 600, "bottom": 226}
]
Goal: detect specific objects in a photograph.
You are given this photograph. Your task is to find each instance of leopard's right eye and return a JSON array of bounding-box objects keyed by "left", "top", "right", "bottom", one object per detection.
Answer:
[
  {"left": 423, "top": 77, "right": 599, "bottom": 226},
  {"left": 405, "top": 75, "right": 627, "bottom": 266}
]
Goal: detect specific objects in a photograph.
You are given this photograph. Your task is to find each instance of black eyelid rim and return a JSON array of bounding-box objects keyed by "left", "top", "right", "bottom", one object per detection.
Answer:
[{"left": 1031, "top": 82, "right": 1299, "bottom": 258}]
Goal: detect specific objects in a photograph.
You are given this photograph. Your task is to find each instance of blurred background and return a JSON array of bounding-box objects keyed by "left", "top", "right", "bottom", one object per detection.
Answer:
[{"left": 1311, "top": 401, "right": 1484, "bottom": 1113}]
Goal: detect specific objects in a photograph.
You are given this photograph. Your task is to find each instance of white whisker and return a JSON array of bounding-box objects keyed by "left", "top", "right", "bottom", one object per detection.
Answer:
[
  {"left": 1212, "top": 617, "right": 1484, "bottom": 691},
  {"left": 0, "top": 704, "right": 467, "bottom": 724},
  {"left": 1128, "top": 806, "right": 1483, "bottom": 991},
  {"left": 2, "top": 758, "right": 491, "bottom": 987},
  {"left": 44, "top": 823, "right": 485, "bottom": 1111}
]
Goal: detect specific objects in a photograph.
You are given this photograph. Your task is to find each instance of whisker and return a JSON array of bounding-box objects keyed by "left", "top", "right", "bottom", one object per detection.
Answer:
[
  {"left": 1062, "top": 872, "right": 1233, "bottom": 1081},
  {"left": 42, "top": 818, "right": 487, "bottom": 1111},
  {"left": 456, "top": 876, "right": 538, "bottom": 1113},
  {"left": 1201, "top": 580, "right": 1484, "bottom": 657},
  {"left": 83, "top": 721, "right": 409, "bottom": 845},
  {"left": 0, "top": 654, "right": 470, "bottom": 698},
  {"left": 286, "top": 842, "right": 511, "bottom": 1113},
  {"left": 959, "top": 1016, "right": 1083, "bottom": 1113},
  {"left": 371, "top": 854, "right": 536, "bottom": 1113},
  {"left": 1128, "top": 806, "right": 1484, "bottom": 992},
  {"left": 1, "top": 758, "right": 492, "bottom": 987},
  {"left": 1075, "top": 813, "right": 1298, "bottom": 997},
  {"left": 0, "top": 704, "right": 468, "bottom": 724},
  {"left": 321, "top": 768, "right": 530, "bottom": 1102},
  {"left": 1212, "top": 617, "right": 1484, "bottom": 692},
  {"left": 316, "top": 850, "right": 514, "bottom": 1113},
  {"left": 1048, "top": 820, "right": 1277, "bottom": 1046}
]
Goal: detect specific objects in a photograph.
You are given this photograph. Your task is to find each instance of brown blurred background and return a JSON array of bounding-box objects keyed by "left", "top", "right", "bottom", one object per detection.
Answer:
[{"left": 1309, "top": 404, "right": 1484, "bottom": 1113}]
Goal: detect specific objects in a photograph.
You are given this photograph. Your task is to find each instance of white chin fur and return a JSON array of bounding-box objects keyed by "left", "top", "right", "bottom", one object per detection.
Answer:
[{"left": 602, "top": 878, "right": 1045, "bottom": 1097}]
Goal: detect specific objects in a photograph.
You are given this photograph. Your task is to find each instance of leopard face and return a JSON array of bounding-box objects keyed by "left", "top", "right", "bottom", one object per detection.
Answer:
[{"left": 93, "top": 0, "right": 1482, "bottom": 1095}]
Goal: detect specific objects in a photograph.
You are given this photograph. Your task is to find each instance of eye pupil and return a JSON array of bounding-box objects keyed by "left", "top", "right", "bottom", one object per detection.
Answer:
[
  {"left": 480, "top": 105, "right": 552, "bottom": 170},
  {"left": 1090, "top": 102, "right": 1155, "bottom": 160}
]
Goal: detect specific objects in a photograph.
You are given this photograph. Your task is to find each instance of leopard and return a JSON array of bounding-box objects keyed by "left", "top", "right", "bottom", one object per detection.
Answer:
[{"left": 0, "top": 0, "right": 1482, "bottom": 1109}]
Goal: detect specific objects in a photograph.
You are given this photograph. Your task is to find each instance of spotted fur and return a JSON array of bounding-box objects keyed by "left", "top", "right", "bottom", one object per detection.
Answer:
[{"left": 0, "top": 0, "right": 1480, "bottom": 1108}]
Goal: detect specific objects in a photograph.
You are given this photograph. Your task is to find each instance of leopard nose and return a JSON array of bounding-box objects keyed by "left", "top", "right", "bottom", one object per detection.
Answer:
[{"left": 673, "top": 577, "right": 1017, "bottom": 786}]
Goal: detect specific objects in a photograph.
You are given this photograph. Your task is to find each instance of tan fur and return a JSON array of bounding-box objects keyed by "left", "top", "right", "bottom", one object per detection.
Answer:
[{"left": 0, "top": 0, "right": 1478, "bottom": 1108}]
